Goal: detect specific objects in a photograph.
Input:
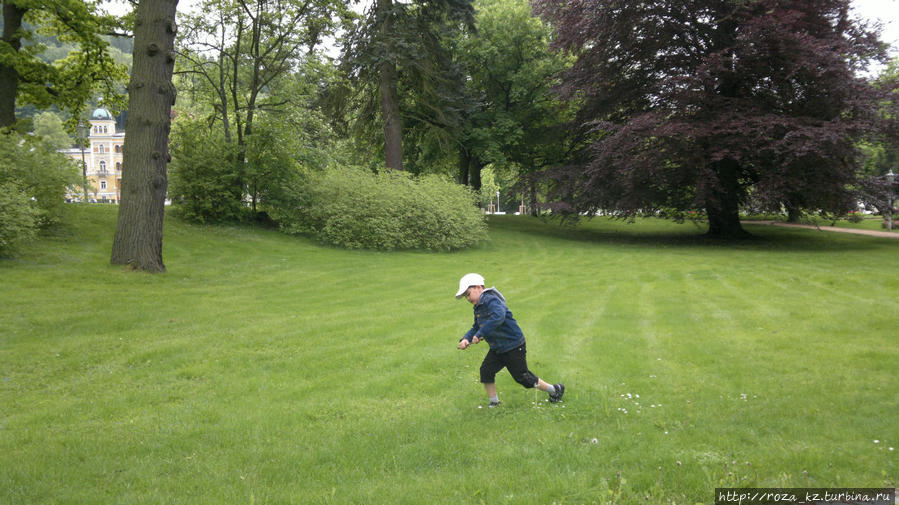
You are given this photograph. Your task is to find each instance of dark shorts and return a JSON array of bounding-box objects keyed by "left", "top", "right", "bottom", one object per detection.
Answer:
[{"left": 480, "top": 343, "right": 539, "bottom": 388}]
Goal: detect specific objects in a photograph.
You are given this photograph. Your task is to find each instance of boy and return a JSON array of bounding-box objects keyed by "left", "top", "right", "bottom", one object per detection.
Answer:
[{"left": 455, "top": 273, "right": 565, "bottom": 407}]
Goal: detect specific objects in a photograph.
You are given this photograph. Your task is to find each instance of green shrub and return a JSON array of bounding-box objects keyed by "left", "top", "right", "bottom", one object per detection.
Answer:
[
  {"left": 0, "top": 133, "right": 81, "bottom": 234},
  {"left": 243, "top": 119, "right": 306, "bottom": 217},
  {"left": 275, "top": 167, "right": 487, "bottom": 251},
  {"left": 167, "top": 120, "right": 247, "bottom": 223},
  {"left": 0, "top": 182, "right": 42, "bottom": 254}
]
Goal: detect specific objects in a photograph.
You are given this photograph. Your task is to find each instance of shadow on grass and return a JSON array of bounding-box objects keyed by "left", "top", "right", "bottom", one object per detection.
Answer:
[{"left": 487, "top": 216, "right": 884, "bottom": 252}]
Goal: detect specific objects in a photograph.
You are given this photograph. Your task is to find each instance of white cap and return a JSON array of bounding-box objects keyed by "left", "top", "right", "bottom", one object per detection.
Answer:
[{"left": 455, "top": 273, "right": 485, "bottom": 299}]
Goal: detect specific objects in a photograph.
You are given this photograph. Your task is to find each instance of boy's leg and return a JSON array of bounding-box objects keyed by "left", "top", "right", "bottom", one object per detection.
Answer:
[
  {"left": 480, "top": 350, "right": 504, "bottom": 404},
  {"left": 502, "top": 345, "right": 540, "bottom": 389},
  {"left": 535, "top": 379, "right": 553, "bottom": 392},
  {"left": 503, "top": 345, "right": 565, "bottom": 402},
  {"left": 537, "top": 379, "right": 565, "bottom": 401}
]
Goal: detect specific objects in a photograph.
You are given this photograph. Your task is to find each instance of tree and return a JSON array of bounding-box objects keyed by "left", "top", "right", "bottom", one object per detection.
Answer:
[
  {"left": 32, "top": 111, "right": 73, "bottom": 150},
  {"left": 534, "top": 0, "right": 898, "bottom": 237},
  {"left": 858, "top": 58, "right": 899, "bottom": 180},
  {"left": 176, "top": 0, "right": 345, "bottom": 145},
  {"left": 0, "top": 0, "right": 126, "bottom": 129},
  {"left": 341, "top": 0, "right": 475, "bottom": 171},
  {"left": 110, "top": 0, "right": 179, "bottom": 272},
  {"left": 454, "top": 0, "right": 574, "bottom": 210},
  {"left": 174, "top": 0, "right": 346, "bottom": 211}
]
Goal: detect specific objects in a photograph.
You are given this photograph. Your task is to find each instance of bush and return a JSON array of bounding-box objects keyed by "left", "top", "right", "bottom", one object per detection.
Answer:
[
  {"left": 0, "top": 132, "right": 80, "bottom": 254},
  {"left": 275, "top": 167, "right": 487, "bottom": 251},
  {"left": 244, "top": 119, "right": 306, "bottom": 217},
  {"left": 0, "top": 182, "right": 42, "bottom": 254},
  {"left": 167, "top": 120, "right": 247, "bottom": 223}
]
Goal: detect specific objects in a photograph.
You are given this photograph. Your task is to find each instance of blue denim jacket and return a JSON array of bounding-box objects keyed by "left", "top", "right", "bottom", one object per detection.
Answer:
[{"left": 461, "top": 288, "right": 525, "bottom": 353}]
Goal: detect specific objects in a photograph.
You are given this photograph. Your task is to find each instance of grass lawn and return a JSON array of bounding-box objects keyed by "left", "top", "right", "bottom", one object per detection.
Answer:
[{"left": 1, "top": 205, "right": 896, "bottom": 505}]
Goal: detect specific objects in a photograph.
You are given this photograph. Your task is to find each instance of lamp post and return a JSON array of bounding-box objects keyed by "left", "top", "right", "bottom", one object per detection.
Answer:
[
  {"left": 888, "top": 169, "right": 895, "bottom": 232},
  {"left": 496, "top": 190, "right": 500, "bottom": 214},
  {"left": 77, "top": 120, "right": 89, "bottom": 203}
]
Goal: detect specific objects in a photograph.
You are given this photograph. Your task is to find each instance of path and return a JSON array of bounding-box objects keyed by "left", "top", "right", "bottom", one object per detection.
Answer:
[{"left": 743, "top": 220, "right": 899, "bottom": 239}]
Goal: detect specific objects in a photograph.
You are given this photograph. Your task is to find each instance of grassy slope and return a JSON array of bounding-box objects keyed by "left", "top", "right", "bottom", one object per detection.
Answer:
[{"left": 1, "top": 206, "right": 896, "bottom": 505}]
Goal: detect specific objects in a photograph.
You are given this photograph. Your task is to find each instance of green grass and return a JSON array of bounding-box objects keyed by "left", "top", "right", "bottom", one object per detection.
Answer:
[{"left": 2, "top": 206, "right": 896, "bottom": 505}]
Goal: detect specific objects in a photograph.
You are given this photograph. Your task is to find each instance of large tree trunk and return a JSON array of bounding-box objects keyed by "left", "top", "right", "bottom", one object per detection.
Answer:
[
  {"left": 111, "top": 0, "right": 179, "bottom": 272},
  {"left": 469, "top": 162, "right": 482, "bottom": 191},
  {"left": 0, "top": 2, "right": 25, "bottom": 129},
  {"left": 379, "top": 58, "right": 403, "bottom": 171},
  {"left": 377, "top": 0, "right": 403, "bottom": 171},
  {"left": 785, "top": 203, "right": 801, "bottom": 223},
  {"left": 707, "top": 204, "right": 747, "bottom": 238},
  {"left": 458, "top": 147, "right": 470, "bottom": 186},
  {"left": 705, "top": 158, "right": 749, "bottom": 238}
]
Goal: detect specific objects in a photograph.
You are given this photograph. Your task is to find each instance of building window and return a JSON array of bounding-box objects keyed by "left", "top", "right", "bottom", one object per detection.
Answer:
[
  {"left": 101, "top": 180, "right": 107, "bottom": 190},
  {"left": 116, "top": 162, "right": 122, "bottom": 172},
  {"left": 99, "top": 160, "right": 107, "bottom": 174},
  {"left": 115, "top": 144, "right": 122, "bottom": 153}
]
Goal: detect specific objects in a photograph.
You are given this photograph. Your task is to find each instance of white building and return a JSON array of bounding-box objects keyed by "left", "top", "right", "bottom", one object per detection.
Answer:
[{"left": 60, "top": 108, "right": 124, "bottom": 203}]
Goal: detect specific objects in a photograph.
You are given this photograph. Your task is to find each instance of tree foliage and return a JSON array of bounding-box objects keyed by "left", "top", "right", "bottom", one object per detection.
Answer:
[
  {"left": 340, "top": 0, "right": 475, "bottom": 171},
  {"left": 0, "top": 0, "right": 127, "bottom": 128},
  {"left": 454, "top": 0, "right": 574, "bottom": 210},
  {"left": 173, "top": 0, "right": 346, "bottom": 215},
  {"left": 175, "top": 0, "right": 345, "bottom": 143},
  {"left": 534, "top": 0, "right": 899, "bottom": 237},
  {"left": 32, "top": 111, "right": 73, "bottom": 150}
]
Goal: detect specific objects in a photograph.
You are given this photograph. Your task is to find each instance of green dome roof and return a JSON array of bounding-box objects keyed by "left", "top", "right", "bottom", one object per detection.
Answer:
[{"left": 91, "top": 108, "right": 114, "bottom": 120}]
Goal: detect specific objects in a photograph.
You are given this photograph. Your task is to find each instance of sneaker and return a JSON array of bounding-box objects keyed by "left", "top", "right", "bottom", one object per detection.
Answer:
[
  {"left": 549, "top": 383, "right": 565, "bottom": 403},
  {"left": 488, "top": 400, "right": 501, "bottom": 408}
]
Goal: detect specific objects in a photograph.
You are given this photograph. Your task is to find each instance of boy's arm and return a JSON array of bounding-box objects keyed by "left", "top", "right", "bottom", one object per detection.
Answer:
[
  {"left": 458, "top": 314, "right": 482, "bottom": 349},
  {"left": 460, "top": 314, "right": 479, "bottom": 344}
]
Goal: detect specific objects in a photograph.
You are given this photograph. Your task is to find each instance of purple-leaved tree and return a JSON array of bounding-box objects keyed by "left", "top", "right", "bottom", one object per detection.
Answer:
[{"left": 534, "top": 0, "right": 899, "bottom": 237}]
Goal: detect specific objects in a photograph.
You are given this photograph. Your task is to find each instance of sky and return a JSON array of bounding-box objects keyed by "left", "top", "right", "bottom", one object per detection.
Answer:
[
  {"left": 854, "top": 0, "right": 899, "bottom": 53},
  {"left": 102, "top": 0, "right": 899, "bottom": 62}
]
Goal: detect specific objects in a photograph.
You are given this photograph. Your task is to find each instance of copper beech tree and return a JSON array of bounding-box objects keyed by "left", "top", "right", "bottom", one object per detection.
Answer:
[
  {"left": 534, "top": 0, "right": 899, "bottom": 237},
  {"left": 111, "top": 0, "right": 179, "bottom": 272}
]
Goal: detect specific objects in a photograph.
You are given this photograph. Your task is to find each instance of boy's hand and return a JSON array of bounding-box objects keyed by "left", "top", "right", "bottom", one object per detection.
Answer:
[{"left": 458, "top": 336, "right": 481, "bottom": 350}]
